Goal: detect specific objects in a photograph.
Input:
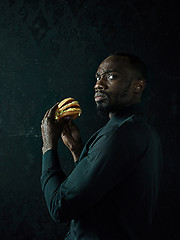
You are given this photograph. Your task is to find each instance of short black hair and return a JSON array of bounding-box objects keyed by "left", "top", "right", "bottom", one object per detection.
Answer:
[{"left": 109, "top": 52, "right": 147, "bottom": 80}]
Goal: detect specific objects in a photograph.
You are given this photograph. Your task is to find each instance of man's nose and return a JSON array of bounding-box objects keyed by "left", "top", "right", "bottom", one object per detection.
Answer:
[{"left": 94, "top": 76, "right": 107, "bottom": 91}]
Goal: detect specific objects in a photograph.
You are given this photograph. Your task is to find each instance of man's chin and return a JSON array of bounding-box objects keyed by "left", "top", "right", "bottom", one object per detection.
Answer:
[{"left": 96, "top": 104, "right": 111, "bottom": 118}]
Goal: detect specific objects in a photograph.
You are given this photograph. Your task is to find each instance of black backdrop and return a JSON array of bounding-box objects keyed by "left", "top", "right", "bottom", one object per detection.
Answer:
[{"left": 0, "top": 0, "right": 179, "bottom": 239}]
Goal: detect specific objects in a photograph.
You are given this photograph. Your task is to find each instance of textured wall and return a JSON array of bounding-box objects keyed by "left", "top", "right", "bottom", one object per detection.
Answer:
[{"left": 0, "top": 0, "right": 179, "bottom": 239}]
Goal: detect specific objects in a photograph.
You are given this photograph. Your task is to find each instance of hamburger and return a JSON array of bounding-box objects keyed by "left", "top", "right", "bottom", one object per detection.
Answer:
[{"left": 55, "top": 97, "right": 82, "bottom": 120}]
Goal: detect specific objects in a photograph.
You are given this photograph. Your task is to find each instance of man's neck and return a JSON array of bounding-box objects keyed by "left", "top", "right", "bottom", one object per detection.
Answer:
[{"left": 108, "top": 101, "right": 141, "bottom": 119}]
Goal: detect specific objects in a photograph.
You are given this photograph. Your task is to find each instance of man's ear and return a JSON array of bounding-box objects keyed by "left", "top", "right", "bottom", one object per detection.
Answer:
[{"left": 134, "top": 80, "right": 146, "bottom": 93}]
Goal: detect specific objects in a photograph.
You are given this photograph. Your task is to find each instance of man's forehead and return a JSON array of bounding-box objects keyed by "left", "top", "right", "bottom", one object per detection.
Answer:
[{"left": 97, "top": 56, "right": 130, "bottom": 74}]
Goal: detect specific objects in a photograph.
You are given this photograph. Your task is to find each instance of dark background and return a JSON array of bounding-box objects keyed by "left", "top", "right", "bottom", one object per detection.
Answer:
[{"left": 0, "top": 0, "right": 179, "bottom": 239}]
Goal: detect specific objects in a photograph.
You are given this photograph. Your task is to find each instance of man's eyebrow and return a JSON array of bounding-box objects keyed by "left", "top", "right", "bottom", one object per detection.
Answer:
[{"left": 95, "top": 70, "right": 119, "bottom": 77}]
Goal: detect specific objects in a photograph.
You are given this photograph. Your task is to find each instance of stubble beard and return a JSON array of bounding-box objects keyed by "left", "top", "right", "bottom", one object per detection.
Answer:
[
  {"left": 96, "top": 99, "right": 112, "bottom": 118},
  {"left": 96, "top": 83, "right": 131, "bottom": 117}
]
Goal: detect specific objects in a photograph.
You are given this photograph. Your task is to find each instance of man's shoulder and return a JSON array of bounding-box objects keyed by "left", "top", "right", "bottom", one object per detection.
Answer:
[{"left": 113, "top": 114, "right": 159, "bottom": 143}]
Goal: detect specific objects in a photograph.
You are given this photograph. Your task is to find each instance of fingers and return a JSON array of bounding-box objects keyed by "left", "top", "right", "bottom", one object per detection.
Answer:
[
  {"left": 41, "top": 102, "right": 78, "bottom": 131},
  {"left": 61, "top": 121, "right": 70, "bottom": 135},
  {"left": 47, "top": 102, "right": 59, "bottom": 119},
  {"left": 62, "top": 119, "right": 74, "bottom": 132},
  {"left": 44, "top": 109, "right": 50, "bottom": 119},
  {"left": 41, "top": 102, "right": 59, "bottom": 124},
  {"left": 67, "top": 119, "right": 78, "bottom": 130},
  {"left": 41, "top": 109, "right": 49, "bottom": 124},
  {"left": 61, "top": 126, "right": 74, "bottom": 150}
]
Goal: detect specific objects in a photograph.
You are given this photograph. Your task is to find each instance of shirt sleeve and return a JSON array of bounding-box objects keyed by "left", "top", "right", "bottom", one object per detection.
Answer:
[
  {"left": 41, "top": 121, "right": 148, "bottom": 223},
  {"left": 41, "top": 149, "right": 67, "bottom": 222}
]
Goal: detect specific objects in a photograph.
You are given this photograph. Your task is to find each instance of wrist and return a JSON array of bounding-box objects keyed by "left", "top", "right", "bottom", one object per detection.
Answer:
[
  {"left": 42, "top": 147, "right": 57, "bottom": 154},
  {"left": 71, "top": 145, "right": 84, "bottom": 162},
  {"left": 42, "top": 141, "right": 58, "bottom": 154}
]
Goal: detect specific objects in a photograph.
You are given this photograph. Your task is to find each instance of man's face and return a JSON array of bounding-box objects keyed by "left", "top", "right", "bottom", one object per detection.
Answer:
[{"left": 94, "top": 56, "right": 138, "bottom": 117}]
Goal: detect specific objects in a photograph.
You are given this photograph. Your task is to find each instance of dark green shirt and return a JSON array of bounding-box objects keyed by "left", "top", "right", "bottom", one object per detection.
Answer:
[{"left": 41, "top": 104, "right": 162, "bottom": 240}]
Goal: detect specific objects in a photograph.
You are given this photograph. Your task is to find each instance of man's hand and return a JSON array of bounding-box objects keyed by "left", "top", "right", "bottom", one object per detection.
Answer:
[
  {"left": 41, "top": 103, "right": 62, "bottom": 154},
  {"left": 61, "top": 119, "right": 84, "bottom": 162},
  {"left": 41, "top": 102, "right": 84, "bottom": 161}
]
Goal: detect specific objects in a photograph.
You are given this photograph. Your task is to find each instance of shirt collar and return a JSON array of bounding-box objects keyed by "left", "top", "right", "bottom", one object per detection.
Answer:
[{"left": 107, "top": 103, "right": 144, "bottom": 127}]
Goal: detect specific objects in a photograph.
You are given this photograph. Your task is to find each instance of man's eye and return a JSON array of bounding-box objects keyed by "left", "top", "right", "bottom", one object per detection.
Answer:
[
  {"left": 96, "top": 76, "right": 101, "bottom": 81},
  {"left": 107, "top": 74, "right": 117, "bottom": 81}
]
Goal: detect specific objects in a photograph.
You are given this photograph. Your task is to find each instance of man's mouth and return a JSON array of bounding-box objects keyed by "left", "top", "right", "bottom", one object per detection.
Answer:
[{"left": 94, "top": 92, "right": 108, "bottom": 102}]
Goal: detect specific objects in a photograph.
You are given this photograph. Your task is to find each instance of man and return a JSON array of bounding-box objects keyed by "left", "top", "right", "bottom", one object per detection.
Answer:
[{"left": 41, "top": 52, "right": 162, "bottom": 240}]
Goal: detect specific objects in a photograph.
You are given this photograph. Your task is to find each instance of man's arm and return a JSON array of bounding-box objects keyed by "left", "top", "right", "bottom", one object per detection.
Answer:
[
  {"left": 41, "top": 109, "right": 148, "bottom": 223},
  {"left": 41, "top": 103, "right": 84, "bottom": 221}
]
